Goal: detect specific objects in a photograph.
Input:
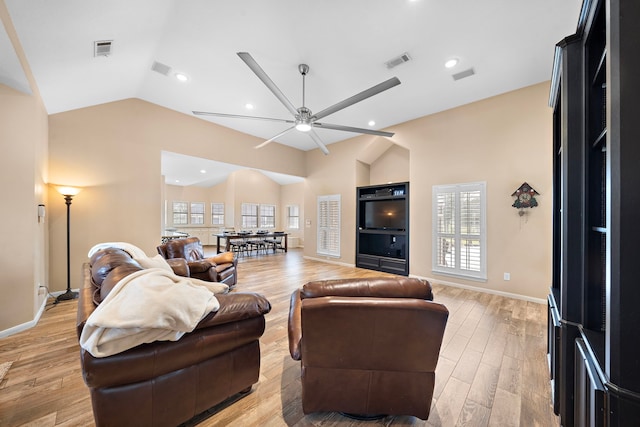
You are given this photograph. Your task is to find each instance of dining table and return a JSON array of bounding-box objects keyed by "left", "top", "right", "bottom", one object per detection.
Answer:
[{"left": 214, "top": 232, "right": 288, "bottom": 254}]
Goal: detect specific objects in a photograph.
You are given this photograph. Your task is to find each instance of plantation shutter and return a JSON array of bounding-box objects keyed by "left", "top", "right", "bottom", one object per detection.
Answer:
[
  {"left": 317, "top": 195, "right": 340, "bottom": 257},
  {"left": 432, "top": 182, "right": 486, "bottom": 280}
]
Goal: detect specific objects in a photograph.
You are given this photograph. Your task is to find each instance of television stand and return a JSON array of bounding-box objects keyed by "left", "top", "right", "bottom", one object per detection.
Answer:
[{"left": 356, "top": 182, "right": 409, "bottom": 275}]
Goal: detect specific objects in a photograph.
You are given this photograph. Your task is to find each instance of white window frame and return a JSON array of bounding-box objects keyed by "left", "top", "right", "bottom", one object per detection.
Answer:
[
  {"left": 432, "top": 182, "right": 487, "bottom": 281},
  {"left": 172, "top": 201, "right": 188, "bottom": 225},
  {"left": 211, "top": 202, "right": 224, "bottom": 226},
  {"left": 241, "top": 203, "right": 259, "bottom": 229},
  {"left": 287, "top": 205, "right": 300, "bottom": 229},
  {"left": 317, "top": 194, "right": 341, "bottom": 257},
  {"left": 259, "top": 204, "right": 276, "bottom": 228},
  {"left": 190, "top": 202, "right": 205, "bottom": 225}
]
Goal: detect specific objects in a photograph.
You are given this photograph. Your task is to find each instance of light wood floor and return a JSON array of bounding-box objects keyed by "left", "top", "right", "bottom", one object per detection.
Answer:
[{"left": 0, "top": 249, "right": 559, "bottom": 426}]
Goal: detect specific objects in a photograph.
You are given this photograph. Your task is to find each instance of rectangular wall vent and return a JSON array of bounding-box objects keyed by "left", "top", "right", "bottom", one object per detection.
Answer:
[
  {"left": 94, "top": 40, "right": 113, "bottom": 57},
  {"left": 452, "top": 68, "right": 476, "bottom": 81},
  {"left": 385, "top": 52, "right": 411, "bottom": 69},
  {"left": 151, "top": 61, "right": 172, "bottom": 76}
]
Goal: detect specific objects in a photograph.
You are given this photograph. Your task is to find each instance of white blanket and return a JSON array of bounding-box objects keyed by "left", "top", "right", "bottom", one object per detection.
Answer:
[{"left": 80, "top": 268, "right": 221, "bottom": 358}]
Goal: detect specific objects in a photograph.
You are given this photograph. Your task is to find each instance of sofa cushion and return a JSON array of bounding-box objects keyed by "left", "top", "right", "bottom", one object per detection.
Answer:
[
  {"left": 97, "top": 263, "right": 144, "bottom": 304},
  {"left": 211, "top": 251, "right": 234, "bottom": 264},
  {"left": 90, "top": 249, "right": 141, "bottom": 287}
]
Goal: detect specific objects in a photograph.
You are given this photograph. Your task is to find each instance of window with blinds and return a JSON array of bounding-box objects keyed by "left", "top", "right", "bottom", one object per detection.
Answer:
[
  {"left": 172, "top": 201, "right": 188, "bottom": 225},
  {"left": 211, "top": 202, "right": 224, "bottom": 226},
  {"left": 260, "top": 204, "right": 276, "bottom": 228},
  {"left": 432, "top": 182, "right": 486, "bottom": 280},
  {"left": 317, "top": 195, "right": 340, "bottom": 257},
  {"left": 287, "top": 205, "right": 300, "bottom": 229},
  {"left": 241, "top": 203, "right": 259, "bottom": 229},
  {"left": 190, "top": 202, "right": 205, "bottom": 225}
]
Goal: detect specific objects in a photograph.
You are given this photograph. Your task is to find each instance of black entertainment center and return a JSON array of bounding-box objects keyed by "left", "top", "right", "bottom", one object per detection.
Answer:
[{"left": 356, "top": 182, "right": 409, "bottom": 275}]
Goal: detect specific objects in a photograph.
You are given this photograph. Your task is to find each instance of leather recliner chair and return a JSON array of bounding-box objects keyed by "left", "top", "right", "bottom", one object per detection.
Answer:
[
  {"left": 287, "top": 277, "right": 449, "bottom": 420},
  {"left": 157, "top": 236, "right": 237, "bottom": 286}
]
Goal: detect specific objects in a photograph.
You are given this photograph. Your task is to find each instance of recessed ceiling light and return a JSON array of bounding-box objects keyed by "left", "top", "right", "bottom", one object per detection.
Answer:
[
  {"left": 200, "top": 169, "right": 206, "bottom": 174},
  {"left": 175, "top": 179, "right": 180, "bottom": 183},
  {"left": 245, "top": 103, "right": 254, "bottom": 110},
  {"left": 368, "top": 120, "right": 376, "bottom": 126},
  {"left": 175, "top": 72, "right": 189, "bottom": 82},
  {"left": 445, "top": 58, "right": 459, "bottom": 69}
]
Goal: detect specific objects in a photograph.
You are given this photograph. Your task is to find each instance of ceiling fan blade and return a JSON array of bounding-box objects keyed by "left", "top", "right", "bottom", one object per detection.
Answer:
[
  {"left": 313, "top": 122, "right": 394, "bottom": 137},
  {"left": 312, "top": 77, "right": 401, "bottom": 121},
  {"left": 193, "top": 111, "right": 294, "bottom": 124},
  {"left": 255, "top": 126, "right": 296, "bottom": 149},
  {"left": 308, "top": 129, "right": 330, "bottom": 155},
  {"left": 237, "top": 52, "right": 299, "bottom": 117}
]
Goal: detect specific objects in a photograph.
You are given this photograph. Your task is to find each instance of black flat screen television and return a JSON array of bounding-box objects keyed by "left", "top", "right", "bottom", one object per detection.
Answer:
[{"left": 364, "top": 199, "right": 406, "bottom": 230}]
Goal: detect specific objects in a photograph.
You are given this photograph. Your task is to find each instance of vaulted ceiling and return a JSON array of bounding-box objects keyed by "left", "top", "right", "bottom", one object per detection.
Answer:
[{"left": 4, "top": 0, "right": 581, "bottom": 154}]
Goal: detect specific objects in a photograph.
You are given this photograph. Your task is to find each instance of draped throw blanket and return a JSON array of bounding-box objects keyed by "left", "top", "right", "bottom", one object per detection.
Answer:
[{"left": 80, "top": 268, "right": 220, "bottom": 358}]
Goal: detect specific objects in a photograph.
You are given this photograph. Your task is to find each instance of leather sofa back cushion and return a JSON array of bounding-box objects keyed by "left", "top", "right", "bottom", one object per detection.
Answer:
[
  {"left": 164, "top": 237, "right": 204, "bottom": 262},
  {"left": 96, "top": 263, "right": 144, "bottom": 304},
  {"left": 301, "top": 277, "right": 433, "bottom": 301},
  {"left": 90, "top": 249, "right": 141, "bottom": 287}
]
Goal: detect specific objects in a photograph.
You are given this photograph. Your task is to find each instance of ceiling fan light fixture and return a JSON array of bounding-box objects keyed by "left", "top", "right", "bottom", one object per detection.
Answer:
[{"left": 295, "top": 122, "right": 312, "bottom": 132}]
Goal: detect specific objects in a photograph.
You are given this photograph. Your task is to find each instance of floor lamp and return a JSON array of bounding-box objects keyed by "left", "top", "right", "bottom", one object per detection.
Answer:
[{"left": 56, "top": 186, "right": 80, "bottom": 303}]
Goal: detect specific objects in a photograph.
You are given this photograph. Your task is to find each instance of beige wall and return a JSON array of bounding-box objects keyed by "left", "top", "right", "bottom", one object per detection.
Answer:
[
  {"left": 0, "top": 84, "right": 48, "bottom": 332},
  {"left": 399, "top": 82, "right": 552, "bottom": 300},
  {"left": 370, "top": 144, "right": 410, "bottom": 185},
  {"left": 302, "top": 82, "right": 551, "bottom": 300},
  {"left": 0, "top": 0, "right": 49, "bottom": 333},
  {"left": 48, "top": 99, "right": 305, "bottom": 295},
  {"left": 167, "top": 175, "right": 305, "bottom": 247}
]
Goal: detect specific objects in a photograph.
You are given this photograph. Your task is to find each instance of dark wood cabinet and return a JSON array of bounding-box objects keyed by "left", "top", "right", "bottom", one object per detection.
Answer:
[
  {"left": 356, "top": 182, "right": 409, "bottom": 276},
  {"left": 548, "top": 1, "right": 640, "bottom": 425}
]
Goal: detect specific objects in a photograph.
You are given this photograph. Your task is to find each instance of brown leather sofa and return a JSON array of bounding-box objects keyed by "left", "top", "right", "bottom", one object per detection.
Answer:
[
  {"left": 287, "top": 277, "right": 449, "bottom": 420},
  {"left": 77, "top": 248, "right": 271, "bottom": 427},
  {"left": 157, "top": 237, "right": 237, "bottom": 286}
]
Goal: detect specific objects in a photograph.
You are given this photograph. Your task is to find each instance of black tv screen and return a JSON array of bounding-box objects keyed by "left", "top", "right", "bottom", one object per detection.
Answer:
[{"left": 364, "top": 200, "right": 406, "bottom": 230}]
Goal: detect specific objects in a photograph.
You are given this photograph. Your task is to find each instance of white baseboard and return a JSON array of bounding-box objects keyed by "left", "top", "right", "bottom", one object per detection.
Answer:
[
  {"left": 0, "top": 289, "right": 79, "bottom": 338},
  {"left": 410, "top": 274, "right": 547, "bottom": 305},
  {"left": 303, "top": 255, "right": 355, "bottom": 268}
]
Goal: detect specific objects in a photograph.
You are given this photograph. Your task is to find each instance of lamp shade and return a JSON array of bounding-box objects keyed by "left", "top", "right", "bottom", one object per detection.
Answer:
[{"left": 57, "top": 186, "right": 81, "bottom": 197}]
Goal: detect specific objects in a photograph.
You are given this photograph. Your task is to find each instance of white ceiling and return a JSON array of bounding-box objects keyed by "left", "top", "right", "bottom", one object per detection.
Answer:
[
  {"left": 162, "top": 151, "right": 304, "bottom": 187},
  {"left": 3, "top": 0, "right": 582, "bottom": 185}
]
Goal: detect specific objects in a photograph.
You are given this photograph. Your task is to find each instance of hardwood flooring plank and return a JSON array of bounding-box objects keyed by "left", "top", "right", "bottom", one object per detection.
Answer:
[
  {"left": 487, "top": 389, "right": 520, "bottom": 427},
  {"left": 467, "top": 362, "right": 500, "bottom": 408},
  {"left": 0, "top": 249, "right": 559, "bottom": 426}
]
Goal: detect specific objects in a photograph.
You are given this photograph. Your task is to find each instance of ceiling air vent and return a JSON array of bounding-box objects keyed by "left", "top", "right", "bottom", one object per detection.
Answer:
[
  {"left": 94, "top": 40, "right": 113, "bottom": 57},
  {"left": 452, "top": 68, "right": 476, "bottom": 81},
  {"left": 385, "top": 52, "right": 411, "bottom": 69},
  {"left": 151, "top": 61, "right": 172, "bottom": 76}
]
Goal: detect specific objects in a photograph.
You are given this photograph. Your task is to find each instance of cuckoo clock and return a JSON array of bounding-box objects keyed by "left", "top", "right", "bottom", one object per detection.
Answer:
[{"left": 511, "top": 182, "right": 539, "bottom": 210}]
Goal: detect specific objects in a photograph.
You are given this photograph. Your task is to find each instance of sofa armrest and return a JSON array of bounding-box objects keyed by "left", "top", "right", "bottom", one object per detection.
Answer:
[
  {"left": 196, "top": 292, "right": 271, "bottom": 329},
  {"left": 287, "top": 289, "right": 303, "bottom": 360},
  {"left": 166, "top": 258, "right": 190, "bottom": 277},
  {"left": 187, "top": 259, "right": 214, "bottom": 273}
]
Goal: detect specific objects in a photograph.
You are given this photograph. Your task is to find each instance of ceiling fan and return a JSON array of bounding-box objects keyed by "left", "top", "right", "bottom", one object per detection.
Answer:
[{"left": 193, "top": 52, "right": 401, "bottom": 155}]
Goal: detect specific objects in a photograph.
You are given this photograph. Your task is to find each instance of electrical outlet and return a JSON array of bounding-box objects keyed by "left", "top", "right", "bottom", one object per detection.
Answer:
[{"left": 504, "top": 272, "right": 511, "bottom": 281}]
